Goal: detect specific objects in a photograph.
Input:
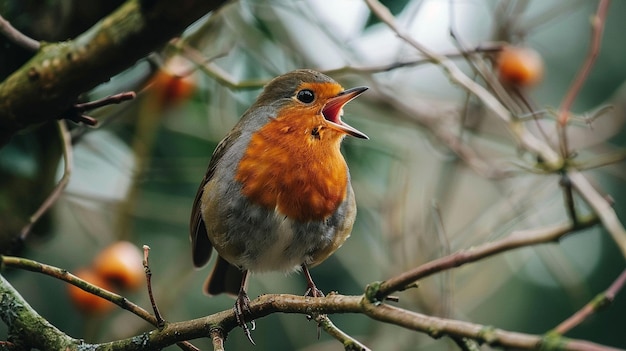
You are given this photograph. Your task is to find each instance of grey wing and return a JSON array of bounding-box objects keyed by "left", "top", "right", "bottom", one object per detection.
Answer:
[{"left": 190, "top": 130, "right": 242, "bottom": 268}]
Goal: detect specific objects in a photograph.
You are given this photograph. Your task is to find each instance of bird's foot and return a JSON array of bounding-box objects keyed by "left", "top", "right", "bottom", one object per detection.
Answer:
[
  {"left": 234, "top": 290, "right": 256, "bottom": 345},
  {"left": 303, "top": 283, "right": 325, "bottom": 339},
  {"left": 300, "top": 265, "right": 325, "bottom": 338},
  {"left": 301, "top": 263, "right": 325, "bottom": 298},
  {"left": 304, "top": 284, "right": 325, "bottom": 298}
]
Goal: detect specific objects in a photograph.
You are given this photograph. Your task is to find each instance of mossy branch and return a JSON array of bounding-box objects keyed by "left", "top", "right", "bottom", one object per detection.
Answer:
[{"left": 0, "top": 0, "right": 227, "bottom": 147}]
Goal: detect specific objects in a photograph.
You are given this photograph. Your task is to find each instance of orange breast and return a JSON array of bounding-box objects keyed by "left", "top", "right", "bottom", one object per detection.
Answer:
[{"left": 235, "top": 108, "right": 348, "bottom": 222}]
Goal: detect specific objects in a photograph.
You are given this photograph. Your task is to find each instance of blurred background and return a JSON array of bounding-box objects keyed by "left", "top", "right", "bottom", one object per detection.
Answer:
[{"left": 1, "top": 0, "right": 625, "bottom": 350}]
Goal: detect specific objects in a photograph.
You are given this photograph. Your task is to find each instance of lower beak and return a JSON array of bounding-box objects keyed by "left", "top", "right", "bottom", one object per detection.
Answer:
[{"left": 322, "top": 86, "right": 369, "bottom": 139}]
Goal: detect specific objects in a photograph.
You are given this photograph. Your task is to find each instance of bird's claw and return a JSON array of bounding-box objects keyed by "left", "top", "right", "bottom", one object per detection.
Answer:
[
  {"left": 234, "top": 291, "right": 256, "bottom": 345},
  {"left": 304, "top": 285, "right": 325, "bottom": 298},
  {"left": 303, "top": 283, "right": 325, "bottom": 338}
]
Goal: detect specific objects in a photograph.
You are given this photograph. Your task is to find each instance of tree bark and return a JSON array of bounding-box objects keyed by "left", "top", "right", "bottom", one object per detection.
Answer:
[{"left": 0, "top": 0, "right": 227, "bottom": 147}]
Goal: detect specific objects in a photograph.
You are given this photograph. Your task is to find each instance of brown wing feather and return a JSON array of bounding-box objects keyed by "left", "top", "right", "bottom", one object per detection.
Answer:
[
  {"left": 205, "top": 255, "right": 246, "bottom": 296},
  {"left": 190, "top": 130, "right": 242, "bottom": 268}
]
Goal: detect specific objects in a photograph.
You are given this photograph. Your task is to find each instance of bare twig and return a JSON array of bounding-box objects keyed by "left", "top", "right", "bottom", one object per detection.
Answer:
[
  {"left": 64, "top": 91, "right": 137, "bottom": 126},
  {"left": 1, "top": 255, "right": 199, "bottom": 351},
  {"left": 576, "top": 150, "right": 626, "bottom": 171},
  {"left": 374, "top": 216, "right": 599, "bottom": 299},
  {"left": 0, "top": 14, "right": 40, "bottom": 51},
  {"left": 1, "top": 255, "right": 155, "bottom": 323},
  {"left": 19, "top": 120, "right": 73, "bottom": 240},
  {"left": 142, "top": 245, "right": 165, "bottom": 327},
  {"left": 73, "top": 91, "right": 136, "bottom": 112},
  {"left": 176, "top": 42, "right": 267, "bottom": 90},
  {"left": 559, "top": 173, "right": 578, "bottom": 225},
  {"left": 210, "top": 328, "right": 225, "bottom": 351},
  {"left": 568, "top": 170, "right": 626, "bottom": 258},
  {"left": 375, "top": 88, "right": 513, "bottom": 179},
  {"left": 450, "top": 336, "right": 481, "bottom": 351},
  {"left": 558, "top": 0, "right": 610, "bottom": 126},
  {"left": 324, "top": 44, "right": 502, "bottom": 76},
  {"left": 315, "top": 312, "right": 370, "bottom": 351},
  {"left": 18, "top": 92, "right": 135, "bottom": 240},
  {"left": 557, "top": 0, "right": 611, "bottom": 156},
  {"left": 553, "top": 267, "right": 626, "bottom": 335},
  {"left": 364, "top": 0, "right": 562, "bottom": 169}
]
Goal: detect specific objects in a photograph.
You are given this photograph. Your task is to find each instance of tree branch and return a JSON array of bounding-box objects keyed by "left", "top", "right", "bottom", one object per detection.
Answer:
[
  {"left": 2, "top": 215, "right": 616, "bottom": 351},
  {"left": 0, "top": 274, "right": 79, "bottom": 350},
  {"left": 0, "top": 14, "right": 40, "bottom": 51},
  {"left": 569, "top": 170, "right": 626, "bottom": 258},
  {"left": 61, "top": 294, "right": 626, "bottom": 351},
  {"left": 374, "top": 216, "right": 599, "bottom": 299},
  {"left": 0, "top": 0, "right": 227, "bottom": 147},
  {"left": 552, "top": 267, "right": 626, "bottom": 335},
  {"left": 1, "top": 255, "right": 156, "bottom": 324},
  {"left": 363, "top": 0, "right": 562, "bottom": 170}
]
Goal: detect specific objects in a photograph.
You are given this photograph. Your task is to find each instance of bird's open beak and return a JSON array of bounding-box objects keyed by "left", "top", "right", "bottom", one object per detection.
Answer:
[{"left": 322, "top": 86, "right": 369, "bottom": 139}]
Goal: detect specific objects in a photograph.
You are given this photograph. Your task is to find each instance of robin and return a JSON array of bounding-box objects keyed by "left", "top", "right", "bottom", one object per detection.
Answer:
[{"left": 190, "top": 69, "right": 367, "bottom": 342}]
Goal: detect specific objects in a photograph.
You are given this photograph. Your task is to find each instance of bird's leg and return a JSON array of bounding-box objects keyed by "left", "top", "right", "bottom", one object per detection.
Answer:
[
  {"left": 233, "top": 270, "right": 256, "bottom": 344},
  {"left": 301, "top": 264, "right": 324, "bottom": 298},
  {"left": 301, "top": 264, "right": 325, "bottom": 339}
]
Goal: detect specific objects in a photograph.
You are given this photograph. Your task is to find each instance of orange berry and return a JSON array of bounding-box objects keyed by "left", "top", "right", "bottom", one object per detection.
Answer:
[
  {"left": 93, "top": 241, "right": 144, "bottom": 290},
  {"left": 149, "top": 58, "right": 196, "bottom": 106},
  {"left": 497, "top": 46, "right": 544, "bottom": 87},
  {"left": 68, "top": 268, "right": 115, "bottom": 314}
]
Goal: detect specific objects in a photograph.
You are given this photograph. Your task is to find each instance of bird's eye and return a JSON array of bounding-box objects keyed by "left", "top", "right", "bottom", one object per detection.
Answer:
[{"left": 296, "top": 89, "right": 315, "bottom": 103}]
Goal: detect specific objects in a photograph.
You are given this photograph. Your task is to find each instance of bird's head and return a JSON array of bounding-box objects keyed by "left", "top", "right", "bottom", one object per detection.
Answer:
[{"left": 254, "top": 69, "right": 368, "bottom": 140}]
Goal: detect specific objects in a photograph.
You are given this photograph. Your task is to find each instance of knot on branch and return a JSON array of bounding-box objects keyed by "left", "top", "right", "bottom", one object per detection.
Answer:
[{"left": 364, "top": 281, "right": 383, "bottom": 305}]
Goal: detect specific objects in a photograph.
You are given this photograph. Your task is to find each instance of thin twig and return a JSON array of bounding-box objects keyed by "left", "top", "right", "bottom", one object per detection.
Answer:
[
  {"left": 559, "top": 173, "right": 579, "bottom": 225},
  {"left": 374, "top": 216, "right": 599, "bottom": 299},
  {"left": 74, "top": 92, "right": 137, "bottom": 112},
  {"left": 65, "top": 91, "right": 137, "bottom": 126},
  {"left": 375, "top": 88, "right": 513, "bottom": 179},
  {"left": 210, "top": 328, "right": 225, "bottom": 351},
  {"left": 557, "top": 0, "right": 611, "bottom": 156},
  {"left": 1, "top": 255, "right": 155, "bottom": 322},
  {"left": 143, "top": 245, "right": 165, "bottom": 328},
  {"left": 553, "top": 267, "right": 626, "bottom": 335},
  {"left": 568, "top": 170, "right": 626, "bottom": 258},
  {"left": 315, "top": 313, "right": 370, "bottom": 351},
  {"left": 177, "top": 41, "right": 500, "bottom": 90},
  {"left": 576, "top": 150, "right": 626, "bottom": 171},
  {"left": 450, "top": 335, "right": 482, "bottom": 351},
  {"left": 176, "top": 42, "right": 267, "bottom": 90},
  {"left": 1, "top": 255, "right": 199, "bottom": 351},
  {"left": 0, "top": 14, "right": 40, "bottom": 51},
  {"left": 364, "top": 0, "right": 562, "bottom": 169},
  {"left": 324, "top": 44, "right": 502, "bottom": 76},
  {"left": 19, "top": 120, "right": 73, "bottom": 240}
]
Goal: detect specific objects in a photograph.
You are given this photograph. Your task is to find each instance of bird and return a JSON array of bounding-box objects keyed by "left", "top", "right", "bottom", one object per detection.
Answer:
[{"left": 189, "top": 69, "right": 368, "bottom": 342}]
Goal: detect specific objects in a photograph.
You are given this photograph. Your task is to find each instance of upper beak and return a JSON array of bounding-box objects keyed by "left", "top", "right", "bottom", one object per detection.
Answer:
[{"left": 322, "top": 86, "right": 369, "bottom": 139}]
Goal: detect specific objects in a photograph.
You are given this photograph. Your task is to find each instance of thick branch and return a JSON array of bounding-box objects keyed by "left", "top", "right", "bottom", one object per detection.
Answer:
[
  {"left": 0, "top": 274, "right": 79, "bottom": 349},
  {"left": 2, "top": 243, "right": 619, "bottom": 350},
  {"left": 361, "top": 301, "right": 622, "bottom": 351},
  {"left": 90, "top": 294, "right": 623, "bottom": 351},
  {"left": 0, "top": 0, "right": 227, "bottom": 146}
]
